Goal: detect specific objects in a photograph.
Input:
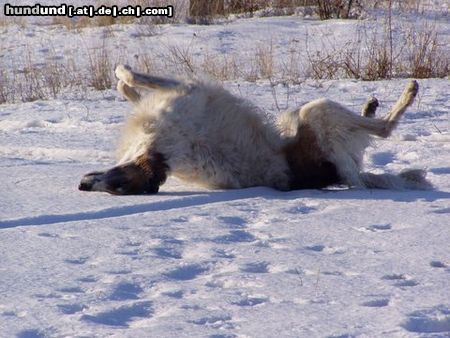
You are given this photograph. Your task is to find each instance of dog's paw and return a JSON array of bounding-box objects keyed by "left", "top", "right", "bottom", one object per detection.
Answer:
[
  {"left": 405, "top": 80, "right": 419, "bottom": 99},
  {"left": 362, "top": 96, "right": 379, "bottom": 118},
  {"left": 115, "top": 64, "right": 134, "bottom": 85}
]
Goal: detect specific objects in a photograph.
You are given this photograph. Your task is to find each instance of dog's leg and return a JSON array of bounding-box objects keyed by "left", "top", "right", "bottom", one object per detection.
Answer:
[
  {"left": 79, "top": 152, "right": 169, "bottom": 195},
  {"left": 350, "top": 80, "right": 419, "bottom": 138},
  {"left": 117, "top": 79, "right": 141, "bottom": 103},
  {"left": 115, "top": 64, "right": 181, "bottom": 91},
  {"left": 356, "top": 81, "right": 430, "bottom": 189},
  {"left": 361, "top": 96, "right": 378, "bottom": 118},
  {"left": 382, "top": 80, "right": 419, "bottom": 135}
]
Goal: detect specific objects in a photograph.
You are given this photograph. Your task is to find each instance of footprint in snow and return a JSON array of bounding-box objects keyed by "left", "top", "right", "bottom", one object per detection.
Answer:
[
  {"left": 326, "top": 334, "right": 355, "bottom": 338},
  {"left": 371, "top": 151, "right": 396, "bottom": 166},
  {"left": 107, "top": 269, "right": 132, "bottom": 275},
  {"left": 153, "top": 238, "right": 184, "bottom": 259},
  {"left": 109, "top": 281, "right": 143, "bottom": 301},
  {"left": 77, "top": 276, "right": 97, "bottom": 283},
  {"left": 402, "top": 305, "right": 450, "bottom": 333},
  {"left": 169, "top": 216, "right": 189, "bottom": 223},
  {"left": 116, "top": 247, "right": 140, "bottom": 257},
  {"left": 396, "top": 279, "right": 419, "bottom": 287},
  {"left": 285, "top": 204, "right": 317, "bottom": 214},
  {"left": 17, "top": 329, "right": 46, "bottom": 338},
  {"left": 57, "top": 303, "right": 87, "bottom": 314},
  {"left": 218, "top": 216, "right": 247, "bottom": 228},
  {"left": 241, "top": 261, "right": 269, "bottom": 273},
  {"left": 430, "top": 261, "right": 448, "bottom": 268},
  {"left": 64, "top": 256, "right": 89, "bottom": 265},
  {"left": 432, "top": 207, "right": 450, "bottom": 214},
  {"left": 356, "top": 224, "right": 392, "bottom": 232},
  {"left": 81, "top": 301, "right": 153, "bottom": 327},
  {"left": 304, "top": 245, "right": 346, "bottom": 254},
  {"left": 191, "top": 314, "right": 234, "bottom": 329},
  {"left": 367, "top": 224, "right": 392, "bottom": 232},
  {"left": 232, "top": 295, "right": 268, "bottom": 307},
  {"left": 164, "top": 263, "right": 209, "bottom": 281},
  {"left": 213, "top": 230, "right": 256, "bottom": 243},
  {"left": 361, "top": 298, "right": 390, "bottom": 307},
  {"left": 305, "top": 244, "right": 325, "bottom": 252},
  {"left": 163, "top": 290, "right": 184, "bottom": 299},
  {"left": 213, "top": 248, "right": 236, "bottom": 259},
  {"left": 37, "top": 232, "right": 59, "bottom": 238},
  {"left": 57, "top": 286, "right": 84, "bottom": 294},
  {"left": 382, "top": 274, "right": 419, "bottom": 287}
]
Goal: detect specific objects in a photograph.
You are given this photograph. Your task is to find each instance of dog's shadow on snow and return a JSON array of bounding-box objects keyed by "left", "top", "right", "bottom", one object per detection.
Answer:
[{"left": 1, "top": 187, "right": 449, "bottom": 229}]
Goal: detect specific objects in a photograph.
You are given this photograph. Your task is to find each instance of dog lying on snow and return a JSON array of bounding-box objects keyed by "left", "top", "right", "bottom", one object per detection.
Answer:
[{"left": 79, "top": 65, "right": 431, "bottom": 195}]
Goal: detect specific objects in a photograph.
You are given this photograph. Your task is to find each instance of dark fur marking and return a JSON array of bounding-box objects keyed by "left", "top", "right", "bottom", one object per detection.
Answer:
[
  {"left": 79, "top": 152, "right": 169, "bottom": 195},
  {"left": 117, "top": 152, "right": 169, "bottom": 194},
  {"left": 284, "top": 124, "right": 341, "bottom": 189}
]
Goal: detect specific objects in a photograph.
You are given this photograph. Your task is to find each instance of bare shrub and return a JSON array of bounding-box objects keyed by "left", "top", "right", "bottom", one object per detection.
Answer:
[
  {"left": 304, "top": 28, "right": 342, "bottom": 79},
  {"left": 0, "top": 68, "right": 12, "bottom": 104},
  {"left": 87, "top": 41, "right": 114, "bottom": 90},
  {"left": 255, "top": 41, "right": 275, "bottom": 79},
  {"left": 228, "top": 0, "right": 261, "bottom": 14},
  {"left": 188, "top": 0, "right": 225, "bottom": 24},
  {"left": 202, "top": 53, "right": 241, "bottom": 80},
  {"left": 15, "top": 50, "right": 47, "bottom": 102},
  {"left": 279, "top": 40, "right": 305, "bottom": 84},
  {"left": 163, "top": 43, "right": 196, "bottom": 74},
  {"left": 305, "top": 23, "right": 396, "bottom": 80},
  {"left": 187, "top": 0, "right": 320, "bottom": 22},
  {"left": 135, "top": 0, "right": 181, "bottom": 24},
  {"left": 304, "top": 14, "right": 448, "bottom": 81},
  {"left": 405, "top": 25, "right": 449, "bottom": 78},
  {"left": 365, "top": 0, "right": 425, "bottom": 12},
  {"left": 135, "top": 53, "right": 156, "bottom": 75},
  {"left": 316, "top": 0, "right": 357, "bottom": 20},
  {"left": 307, "top": 51, "right": 341, "bottom": 79}
]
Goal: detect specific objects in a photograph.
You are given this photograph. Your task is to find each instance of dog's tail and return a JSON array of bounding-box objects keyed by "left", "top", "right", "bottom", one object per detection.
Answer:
[{"left": 360, "top": 169, "right": 432, "bottom": 190}]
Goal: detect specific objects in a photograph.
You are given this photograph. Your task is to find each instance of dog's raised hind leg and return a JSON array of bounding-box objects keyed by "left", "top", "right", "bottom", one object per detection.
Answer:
[
  {"left": 350, "top": 80, "right": 419, "bottom": 138},
  {"left": 117, "top": 79, "right": 141, "bottom": 103},
  {"left": 115, "top": 64, "right": 181, "bottom": 91},
  {"left": 381, "top": 80, "right": 419, "bottom": 137}
]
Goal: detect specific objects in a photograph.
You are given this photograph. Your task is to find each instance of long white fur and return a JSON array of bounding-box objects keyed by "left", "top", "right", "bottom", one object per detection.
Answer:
[
  {"left": 118, "top": 78, "right": 291, "bottom": 190},
  {"left": 113, "top": 65, "right": 430, "bottom": 191}
]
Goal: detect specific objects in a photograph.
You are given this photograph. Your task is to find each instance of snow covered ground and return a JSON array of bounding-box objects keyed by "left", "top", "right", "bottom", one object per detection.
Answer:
[{"left": 1, "top": 7, "right": 450, "bottom": 338}]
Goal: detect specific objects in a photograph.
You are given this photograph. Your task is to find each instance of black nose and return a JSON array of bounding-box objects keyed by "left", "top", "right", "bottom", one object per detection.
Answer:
[
  {"left": 78, "top": 181, "right": 92, "bottom": 191},
  {"left": 79, "top": 171, "right": 103, "bottom": 192}
]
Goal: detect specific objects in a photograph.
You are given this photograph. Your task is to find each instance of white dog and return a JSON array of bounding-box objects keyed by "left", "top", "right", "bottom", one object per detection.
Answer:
[{"left": 79, "top": 65, "right": 430, "bottom": 194}]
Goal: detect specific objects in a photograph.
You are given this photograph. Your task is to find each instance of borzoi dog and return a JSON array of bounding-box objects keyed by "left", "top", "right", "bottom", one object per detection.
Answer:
[{"left": 79, "top": 65, "right": 430, "bottom": 195}]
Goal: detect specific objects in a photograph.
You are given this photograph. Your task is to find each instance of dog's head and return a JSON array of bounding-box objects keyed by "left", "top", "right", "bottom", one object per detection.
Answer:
[{"left": 79, "top": 152, "right": 169, "bottom": 195}]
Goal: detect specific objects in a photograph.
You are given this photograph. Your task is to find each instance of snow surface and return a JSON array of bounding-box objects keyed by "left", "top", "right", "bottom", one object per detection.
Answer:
[{"left": 1, "top": 11, "right": 450, "bottom": 338}]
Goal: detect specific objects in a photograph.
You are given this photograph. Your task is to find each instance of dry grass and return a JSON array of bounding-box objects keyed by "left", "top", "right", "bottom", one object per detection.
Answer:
[
  {"left": 0, "top": 0, "right": 447, "bottom": 105},
  {"left": 0, "top": 39, "right": 117, "bottom": 103},
  {"left": 405, "top": 24, "right": 449, "bottom": 78},
  {"left": 316, "top": 0, "right": 358, "bottom": 20},
  {"left": 163, "top": 43, "right": 196, "bottom": 74},
  {"left": 255, "top": 41, "right": 275, "bottom": 79},
  {"left": 201, "top": 52, "right": 242, "bottom": 80},
  {"left": 304, "top": 15, "right": 449, "bottom": 81},
  {"left": 0, "top": 68, "right": 12, "bottom": 104},
  {"left": 87, "top": 40, "right": 114, "bottom": 90}
]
